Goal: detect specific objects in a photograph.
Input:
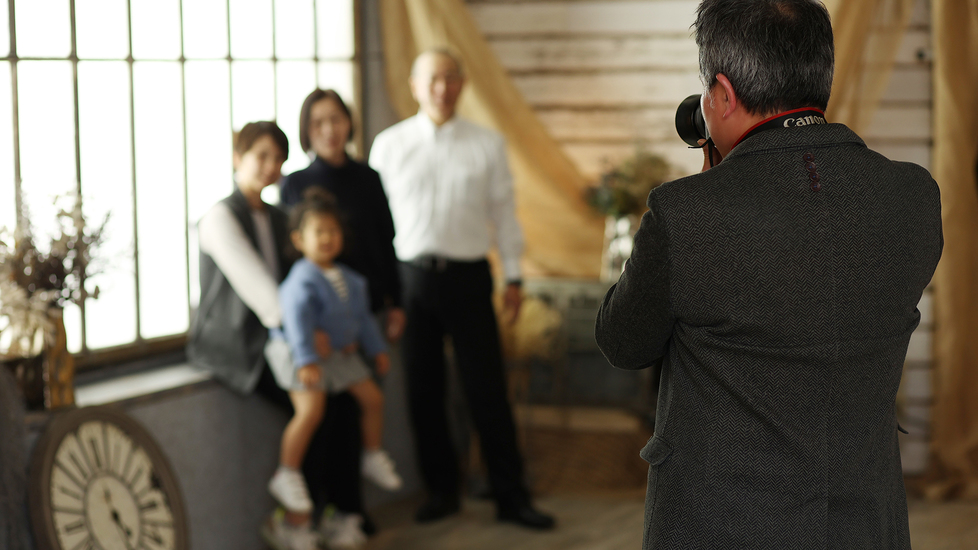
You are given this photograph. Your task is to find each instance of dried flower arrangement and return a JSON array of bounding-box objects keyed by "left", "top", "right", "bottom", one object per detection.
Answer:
[
  {"left": 584, "top": 150, "right": 674, "bottom": 281},
  {"left": 0, "top": 193, "right": 108, "bottom": 358},
  {"left": 584, "top": 150, "right": 673, "bottom": 219}
]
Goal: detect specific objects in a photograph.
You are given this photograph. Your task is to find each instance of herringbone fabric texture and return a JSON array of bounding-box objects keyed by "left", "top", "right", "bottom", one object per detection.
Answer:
[{"left": 596, "top": 123, "right": 943, "bottom": 550}]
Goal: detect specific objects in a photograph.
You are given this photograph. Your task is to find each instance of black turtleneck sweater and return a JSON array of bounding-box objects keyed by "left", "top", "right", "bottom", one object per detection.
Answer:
[{"left": 280, "top": 156, "right": 401, "bottom": 312}]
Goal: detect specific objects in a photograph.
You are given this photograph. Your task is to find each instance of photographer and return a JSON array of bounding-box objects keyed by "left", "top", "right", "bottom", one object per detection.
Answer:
[{"left": 595, "top": 1, "right": 943, "bottom": 549}]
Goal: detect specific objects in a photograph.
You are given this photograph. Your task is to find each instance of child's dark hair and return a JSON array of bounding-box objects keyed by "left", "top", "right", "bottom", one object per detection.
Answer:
[
  {"left": 289, "top": 187, "right": 346, "bottom": 234},
  {"left": 234, "top": 121, "right": 289, "bottom": 159}
]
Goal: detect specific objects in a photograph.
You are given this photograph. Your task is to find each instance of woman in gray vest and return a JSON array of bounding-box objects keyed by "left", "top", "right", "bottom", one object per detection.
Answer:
[{"left": 187, "top": 121, "right": 368, "bottom": 549}]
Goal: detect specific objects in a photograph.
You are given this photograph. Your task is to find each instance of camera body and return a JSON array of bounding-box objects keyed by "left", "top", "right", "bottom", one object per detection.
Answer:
[{"left": 675, "top": 94, "right": 710, "bottom": 147}]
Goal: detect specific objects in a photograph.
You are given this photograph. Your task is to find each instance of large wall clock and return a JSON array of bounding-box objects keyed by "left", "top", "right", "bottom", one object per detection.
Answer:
[{"left": 28, "top": 405, "right": 189, "bottom": 550}]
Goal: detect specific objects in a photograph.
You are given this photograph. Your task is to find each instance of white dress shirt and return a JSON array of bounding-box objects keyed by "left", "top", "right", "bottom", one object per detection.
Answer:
[
  {"left": 368, "top": 113, "right": 524, "bottom": 282},
  {"left": 198, "top": 202, "right": 282, "bottom": 328}
]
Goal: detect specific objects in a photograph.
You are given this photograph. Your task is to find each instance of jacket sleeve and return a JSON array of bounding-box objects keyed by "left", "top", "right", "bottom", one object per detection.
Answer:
[
  {"left": 198, "top": 203, "right": 282, "bottom": 328},
  {"left": 280, "top": 275, "right": 322, "bottom": 368},
  {"left": 372, "top": 170, "right": 402, "bottom": 308},
  {"left": 595, "top": 191, "right": 676, "bottom": 370},
  {"left": 355, "top": 276, "right": 388, "bottom": 357}
]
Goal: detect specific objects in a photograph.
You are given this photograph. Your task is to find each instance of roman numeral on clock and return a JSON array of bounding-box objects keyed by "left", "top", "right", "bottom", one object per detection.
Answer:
[{"left": 63, "top": 519, "right": 85, "bottom": 534}]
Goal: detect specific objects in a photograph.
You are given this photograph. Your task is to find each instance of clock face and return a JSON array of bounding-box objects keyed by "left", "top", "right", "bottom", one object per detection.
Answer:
[{"left": 30, "top": 407, "right": 188, "bottom": 550}]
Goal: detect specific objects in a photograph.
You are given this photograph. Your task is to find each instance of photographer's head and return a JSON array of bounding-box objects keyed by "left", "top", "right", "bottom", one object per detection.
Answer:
[{"left": 694, "top": 0, "right": 834, "bottom": 156}]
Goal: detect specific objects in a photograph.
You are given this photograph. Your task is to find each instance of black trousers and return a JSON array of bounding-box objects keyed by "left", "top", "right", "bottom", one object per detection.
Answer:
[
  {"left": 254, "top": 365, "right": 364, "bottom": 516},
  {"left": 400, "top": 259, "right": 527, "bottom": 507}
]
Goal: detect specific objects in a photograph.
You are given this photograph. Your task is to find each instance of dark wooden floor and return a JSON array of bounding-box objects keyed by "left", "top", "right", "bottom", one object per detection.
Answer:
[
  {"left": 365, "top": 493, "right": 978, "bottom": 550},
  {"left": 907, "top": 498, "right": 978, "bottom": 550}
]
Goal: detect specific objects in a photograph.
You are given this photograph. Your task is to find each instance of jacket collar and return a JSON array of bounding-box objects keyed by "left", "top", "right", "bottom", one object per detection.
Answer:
[
  {"left": 311, "top": 154, "right": 352, "bottom": 173},
  {"left": 295, "top": 258, "right": 355, "bottom": 282},
  {"left": 723, "top": 123, "right": 866, "bottom": 162}
]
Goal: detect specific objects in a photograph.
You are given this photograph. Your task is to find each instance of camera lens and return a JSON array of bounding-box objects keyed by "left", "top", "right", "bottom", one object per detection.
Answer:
[{"left": 675, "top": 94, "right": 710, "bottom": 147}]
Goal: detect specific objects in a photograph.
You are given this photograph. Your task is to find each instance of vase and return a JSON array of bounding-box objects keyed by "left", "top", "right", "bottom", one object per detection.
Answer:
[
  {"left": 601, "top": 215, "right": 639, "bottom": 283},
  {"left": 0, "top": 308, "right": 75, "bottom": 411},
  {"left": 42, "top": 308, "right": 76, "bottom": 409},
  {"left": 1, "top": 353, "right": 45, "bottom": 409}
]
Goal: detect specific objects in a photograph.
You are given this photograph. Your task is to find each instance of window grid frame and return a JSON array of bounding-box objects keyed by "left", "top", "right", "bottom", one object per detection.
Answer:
[{"left": 3, "top": 0, "right": 361, "bottom": 369}]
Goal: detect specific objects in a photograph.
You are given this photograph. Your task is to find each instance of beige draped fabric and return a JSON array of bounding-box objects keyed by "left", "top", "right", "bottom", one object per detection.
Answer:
[
  {"left": 824, "top": 0, "right": 917, "bottom": 133},
  {"left": 926, "top": 0, "right": 978, "bottom": 500},
  {"left": 379, "top": 0, "right": 604, "bottom": 279}
]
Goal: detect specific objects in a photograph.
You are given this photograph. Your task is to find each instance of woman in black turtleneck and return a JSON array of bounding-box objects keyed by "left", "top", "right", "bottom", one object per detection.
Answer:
[
  {"left": 279, "top": 89, "right": 404, "bottom": 542},
  {"left": 281, "top": 89, "right": 404, "bottom": 334}
]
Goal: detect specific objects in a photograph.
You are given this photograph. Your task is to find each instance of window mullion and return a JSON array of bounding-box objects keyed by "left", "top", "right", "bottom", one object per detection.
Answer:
[
  {"left": 271, "top": 0, "right": 277, "bottom": 121},
  {"left": 126, "top": 0, "right": 142, "bottom": 343},
  {"left": 178, "top": 0, "right": 191, "bottom": 328},
  {"left": 8, "top": 0, "right": 20, "bottom": 228},
  {"left": 226, "top": 0, "right": 233, "bottom": 183},
  {"left": 69, "top": 0, "right": 88, "bottom": 353},
  {"left": 312, "top": 0, "right": 318, "bottom": 82}
]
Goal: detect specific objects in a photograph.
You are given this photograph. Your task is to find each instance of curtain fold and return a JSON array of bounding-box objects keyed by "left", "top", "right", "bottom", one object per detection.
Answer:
[
  {"left": 379, "top": 0, "right": 604, "bottom": 279},
  {"left": 824, "top": 0, "right": 917, "bottom": 133},
  {"left": 926, "top": 0, "right": 978, "bottom": 500}
]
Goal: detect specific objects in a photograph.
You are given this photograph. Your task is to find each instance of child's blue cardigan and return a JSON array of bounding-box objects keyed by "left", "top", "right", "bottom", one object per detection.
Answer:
[{"left": 275, "top": 258, "right": 387, "bottom": 369}]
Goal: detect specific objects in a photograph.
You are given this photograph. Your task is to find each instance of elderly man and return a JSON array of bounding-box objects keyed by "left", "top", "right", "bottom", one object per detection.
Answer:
[
  {"left": 595, "top": 1, "right": 942, "bottom": 549},
  {"left": 369, "top": 49, "right": 553, "bottom": 530}
]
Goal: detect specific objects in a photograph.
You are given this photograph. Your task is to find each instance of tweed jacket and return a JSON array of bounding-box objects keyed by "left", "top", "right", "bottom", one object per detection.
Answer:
[
  {"left": 275, "top": 259, "right": 387, "bottom": 369},
  {"left": 595, "top": 123, "right": 942, "bottom": 549},
  {"left": 187, "top": 190, "right": 293, "bottom": 394}
]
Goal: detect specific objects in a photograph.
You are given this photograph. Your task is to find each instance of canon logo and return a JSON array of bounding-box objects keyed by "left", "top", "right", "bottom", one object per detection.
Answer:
[{"left": 784, "top": 115, "right": 827, "bottom": 127}]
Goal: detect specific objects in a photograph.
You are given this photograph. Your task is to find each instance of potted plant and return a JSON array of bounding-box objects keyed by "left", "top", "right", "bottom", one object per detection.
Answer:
[
  {"left": 0, "top": 193, "right": 107, "bottom": 410},
  {"left": 584, "top": 150, "right": 672, "bottom": 281}
]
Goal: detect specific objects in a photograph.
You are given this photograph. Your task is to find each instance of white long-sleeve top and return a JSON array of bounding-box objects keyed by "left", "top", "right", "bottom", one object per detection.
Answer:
[
  {"left": 197, "top": 201, "right": 282, "bottom": 328},
  {"left": 368, "top": 113, "right": 524, "bottom": 282}
]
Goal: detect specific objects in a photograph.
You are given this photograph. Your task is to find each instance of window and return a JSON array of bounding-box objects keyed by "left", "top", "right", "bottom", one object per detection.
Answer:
[{"left": 1, "top": 0, "right": 359, "bottom": 367}]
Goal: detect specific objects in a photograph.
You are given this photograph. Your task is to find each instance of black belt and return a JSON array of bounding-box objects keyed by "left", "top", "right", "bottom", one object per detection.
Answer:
[{"left": 408, "top": 255, "right": 485, "bottom": 272}]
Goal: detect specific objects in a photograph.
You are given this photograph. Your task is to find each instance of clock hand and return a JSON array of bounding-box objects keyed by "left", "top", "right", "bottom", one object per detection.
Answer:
[
  {"left": 105, "top": 487, "right": 135, "bottom": 549},
  {"left": 112, "top": 510, "right": 133, "bottom": 538},
  {"left": 111, "top": 511, "right": 135, "bottom": 550}
]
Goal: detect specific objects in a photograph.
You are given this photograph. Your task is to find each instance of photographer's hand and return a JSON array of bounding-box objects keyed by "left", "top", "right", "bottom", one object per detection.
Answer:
[{"left": 698, "top": 139, "right": 723, "bottom": 171}]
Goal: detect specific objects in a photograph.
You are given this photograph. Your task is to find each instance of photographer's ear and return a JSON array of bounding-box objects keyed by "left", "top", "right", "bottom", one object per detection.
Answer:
[{"left": 715, "top": 74, "right": 739, "bottom": 119}]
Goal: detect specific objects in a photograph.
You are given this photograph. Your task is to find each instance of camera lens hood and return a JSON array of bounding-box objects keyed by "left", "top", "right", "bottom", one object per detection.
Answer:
[{"left": 675, "top": 94, "right": 710, "bottom": 147}]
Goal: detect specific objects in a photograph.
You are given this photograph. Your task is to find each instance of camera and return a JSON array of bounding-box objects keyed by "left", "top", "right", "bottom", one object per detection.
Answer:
[{"left": 675, "top": 94, "right": 710, "bottom": 147}]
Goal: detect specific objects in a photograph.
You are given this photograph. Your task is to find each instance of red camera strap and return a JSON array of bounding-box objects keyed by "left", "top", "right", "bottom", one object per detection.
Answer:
[{"left": 732, "top": 107, "right": 827, "bottom": 149}]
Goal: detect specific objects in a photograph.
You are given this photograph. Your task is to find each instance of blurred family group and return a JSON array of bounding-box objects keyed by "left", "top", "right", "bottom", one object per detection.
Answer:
[{"left": 186, "top": 49, "right": 554, "bottom": 550}]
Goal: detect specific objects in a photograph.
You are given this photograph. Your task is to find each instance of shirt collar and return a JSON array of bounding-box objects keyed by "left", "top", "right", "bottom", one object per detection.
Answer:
[{"left": 415, "top": 111, "right": 459, "bottom": 139}]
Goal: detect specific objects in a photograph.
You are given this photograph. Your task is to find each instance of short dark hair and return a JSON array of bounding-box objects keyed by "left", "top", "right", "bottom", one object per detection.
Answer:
[
  {"left": 694, "top": 0, "right": 834, "bottom": 115},
  {"left": 288, "top": 187, "right": 346, "bottom": 237},
  {"left": 298, "top": 89, "right": 354, "bottom": 153},
  {"left": 234, "top": 121, "right": 289, "bottom": 159}
]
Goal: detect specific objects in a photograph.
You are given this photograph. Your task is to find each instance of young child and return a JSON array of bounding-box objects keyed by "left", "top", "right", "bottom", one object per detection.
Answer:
[{"left": 265, "top": 188, "right": 402, "bottom": 535}]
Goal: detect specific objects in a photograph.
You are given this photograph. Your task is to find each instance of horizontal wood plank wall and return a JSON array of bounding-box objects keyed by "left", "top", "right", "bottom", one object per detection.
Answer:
[
  {"left": 467, "top": 0, "right": 934, "bottom": 474},
  {"left": 468, "top": 0, "right": 933, "bottom": 178}
]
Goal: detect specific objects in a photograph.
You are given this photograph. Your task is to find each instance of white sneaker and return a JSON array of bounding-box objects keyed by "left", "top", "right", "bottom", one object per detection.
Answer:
[
  {"left": 260, "top": 508, "right": 321, "bottom": 550},
  {"left": 319, "top": 509, "right": 366, "bottom": 549},
  {"left": 269, "top": 467, "right": 314, "bottom": 513},
  {"left": 361, "top": 449, "right": 403, "bottom": 491}
]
